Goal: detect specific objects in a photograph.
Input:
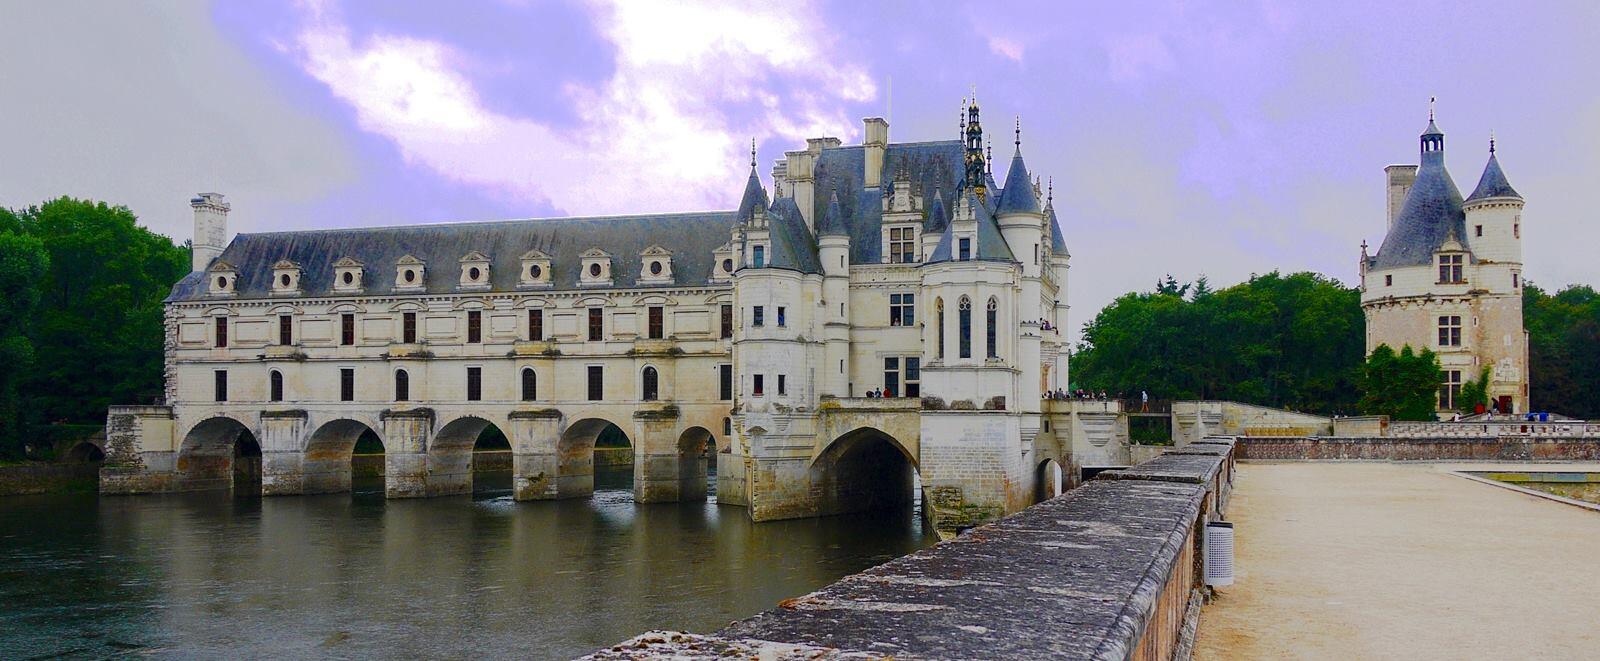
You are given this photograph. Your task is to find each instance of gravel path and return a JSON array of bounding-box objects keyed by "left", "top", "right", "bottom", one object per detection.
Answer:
[{"left": 1194, "top": 462, "right": 1600, "bottom": 659}]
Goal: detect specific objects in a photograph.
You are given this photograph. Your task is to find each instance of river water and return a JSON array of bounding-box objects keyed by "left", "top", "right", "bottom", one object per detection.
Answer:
[{"left": 0, "top": 468, "right": 931, "bottom": 659}]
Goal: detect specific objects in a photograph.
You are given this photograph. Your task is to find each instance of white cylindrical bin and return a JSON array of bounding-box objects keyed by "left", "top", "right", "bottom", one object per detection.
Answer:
[{"left": 1204, "top": 521, "right": 1235, "bottom": 587}]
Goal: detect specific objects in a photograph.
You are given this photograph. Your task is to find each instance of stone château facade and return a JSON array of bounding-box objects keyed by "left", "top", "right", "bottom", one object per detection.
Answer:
[
  {"left": 1360, "top": 107, "right": 1529, "bottom": 416},
  {"left": 104, "top": 99, "right": 1090, "bottom": 536}
]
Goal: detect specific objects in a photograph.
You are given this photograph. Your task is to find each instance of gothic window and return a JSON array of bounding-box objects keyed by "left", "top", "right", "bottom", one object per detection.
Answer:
[
  {"left": 986, "top": 297, "right": 999, "bottom": 359},
  {"left": 521, "top": 368, "right": 537, "bottom": 401},
  {"left": 395, "top": 369, "right": 410, "bottom": 401},
  {"left": 403, "top": 312, "right": 417, "bottom": 343},
  {"left": 341, "top": 313, "right": 356, "bottom": 346},
  {"left": 1438, "top": 315, "right": 1462, "bottom": 347},
  {"left": 588, "top": 308, "right": 603, "bottom": 341},
  {"left": 279, "top": 315, "right": 293, "bottom": 346},
  {"left": 466, "top": 366, "right": 482, "bottom": 401},
  {"left": 467, "top": 310, "right": 482, "bottom": 343},
  {"left": 889, "top": 227, "right": 917, "bottom": 263},
  {"left": 1437, "top": 254, "right": 1464, "bottom": 284},
  {"left": 890, "top": 293, "right": 915, "bottom": 326},
  {"left": 215, "top": 317, "right": 228, "bottom": 348},
  {"left": 340, "top": 368, "right": 354, "bottom": 402},
  {"left": 936, "top": 298, "right": 946, "bottom": 359},
  {"left": 720, "top": 304, "right": 733, "bottom": 339},
  {"left": 214, "top": 370, "right": 227, "bottom": 402},
  {"left": 648, "top": 306, "right": 664, "bottom": 339},
  {"left": 958, "top": 238, "right": 972, "bottom": 261},
  {"left": 958, "top": 297, "right": 972, "bottom": 358},
  {"left": 1440, "top": 369, "right": 1462, "bottom": 410},
  {"left": 642, "top": 366, "right": 659, "bottom": 401},
  {"left": 269, "top": 370, "right": 283, "bottom": 402},
  {"left": 529, "top": 309, "right": 543, "bottom": 341},
  {"left": 587, "top": 365, "right": 604, "bottom": 401}
]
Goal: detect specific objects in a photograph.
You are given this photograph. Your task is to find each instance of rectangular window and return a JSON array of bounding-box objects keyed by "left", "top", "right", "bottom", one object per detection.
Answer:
[
  {"left": 1438, "top": 254, "right": 1464, "bottom": 283},
  {"left": 340, "top": 368, "right": 354, "bottom": 402},
  {"left": 1385, "top": 274, "right": 1393, "bottom": 287},
  {"left": 588, "top": 308, "right": 603, "bottom": 341},
  {"left": 958, "top": 237, "right": 971, "bottom": 261},
  {"left": 467, "top": 310, "right": 482, "bottom": 343},
  {"left": 279, "top": 314, "right": 293, "bottom": 346},
  {"left": 752, "top": 245, "right": 765, "bottom": 268},
  {"left": 777, "top": 374, "right": 787, "bottom": 395},
  {"left": 214, "top": 370, "right": 228, "bottom": 402},
  {"left": 341, "top": 313, "right": 356, "bottom": 346},
  {"left": 883, "top": 357, "right": 900, "bottom": 398},
  {"left": 719, "top": 364, "right": 733, "bottom": 400},
  {"left": 403, "top": 312, "right": 417, "bottom": 343},
  {"left": 648, "top": 306, "right": 664, "bottom": 339},
  {"left": 777, "top": 306, "right": 786, "bottom": 327},
  {"left": 753, "top": 306, "right": 765, "bottom": 327},
  {"left": 587, "top": 365, "right": 604, "bottom": 401},
  {"left": 889, "top": 293, "right": 915, "bottom": 326},
  {"left": 905, "top": 357, "right": 920, "bottom": 397},
  {"left": 1440, "top": 369, "right": 1462, "bottom": 410},
  {"left": 889, "top": 226, "right": 916, "bottom": 263},
  {"left": 466, "top": 366, "right": 482, "bottom": 401},
  {"left": 1512, "top": 273, "right": 1520, "bottom": 288},
  {"left": 882, "top": 356, "right": 921, "bottom": 397},
  {"left": 1475, "top": 225, "right": 1483, "bottom": 237},
  {"left": 1438, "top": 315, "right": 1462, "bottom": 347},
  {"left": 529, "top": 309, "right": 543, "bottom": 341},
  {"left": 215, "top": 317, "right": 228, "bottom": 348},
  {"left": 720, "top": 304, "right": 733, "bottom": 338},
  {"left": 753, "top": 374, "right": 765, "bottom": 396}
]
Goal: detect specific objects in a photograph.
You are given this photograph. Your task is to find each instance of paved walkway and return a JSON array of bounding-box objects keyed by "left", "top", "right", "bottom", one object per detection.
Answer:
[{"left": 1194, "top": 462, "right": 1600, "bottom": 659}]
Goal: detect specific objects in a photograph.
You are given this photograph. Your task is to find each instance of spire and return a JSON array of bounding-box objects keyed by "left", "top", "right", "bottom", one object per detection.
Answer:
[
  {"left": 995, "top": 138, "right": 1041, "bottom": 215},
  {"left": 1466, "top": 135, "right": 1522, "bottom": 202},
  {"left": 1420, "top": 100, "right": 1445, "bottom": 165},
  {"left": 1046, "top": 176, "right": 1054, "bottom": 209},
  {"left": 818, "top": 191, "right": 849, "bottom": 237},
  {"left": 736, "top": 144, "right": 769, "bottom": 222},
  {"left": 963, "top": 93, "right": 987, "bottom": 198}
]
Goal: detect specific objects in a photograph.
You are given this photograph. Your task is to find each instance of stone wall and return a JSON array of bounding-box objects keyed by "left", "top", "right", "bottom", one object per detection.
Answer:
[
  {"left": 0, "top": 464, "right": 102, "bottom": 496},
  {"left": 1172, "top": 401, "right": 1331, "bottom": 445},
  {"left": 1239, "top": 436, "right": 1600, "bottom": 461}
]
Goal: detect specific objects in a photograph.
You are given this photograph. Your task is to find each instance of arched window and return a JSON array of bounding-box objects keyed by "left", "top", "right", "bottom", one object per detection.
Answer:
[
  {"left": 521, "top": 367, "right": 537, "bottom": 401},
  {"left": 642, "top": 366, "right": 659, "bottom": 401},
  {"left": 986, "top": 297, "right": 999, "bottom": 359},
  {"left": 936, "top": 298, "right": 946, "bottom": 360},
  {"left": 958, "top": 297, "right": 972, "bottom": 359},
  {"left": 269, "top": 370, "right": 283, "bottom": 402},
  {"left": 394, "top": 369, "right": 410, "bottom": 402}
]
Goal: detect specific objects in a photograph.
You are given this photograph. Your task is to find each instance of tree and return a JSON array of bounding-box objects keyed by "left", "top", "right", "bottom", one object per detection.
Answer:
[
  {"left": 1455, "top": 367, "right": 1491, "bottom": 414},
  {"left": 1524, "top": 283, "right": 1600, "bottom": 418},
  {"left": 0, "top": 220, "right": 50, "bottom": 456},
  {"left": 4, "top": 198, "right": 188, "bottom": 432},
  {"left": 1073, "top": 271, "right": 1365, "bottom": 415},
  {"left": 1357, "top": 344, "right": 1442, "bottom": 421}
]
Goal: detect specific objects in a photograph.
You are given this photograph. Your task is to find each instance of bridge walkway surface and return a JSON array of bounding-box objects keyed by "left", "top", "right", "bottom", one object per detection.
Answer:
[{"left": 1194, "top": 462, "right": 1600, "bottom": 659}]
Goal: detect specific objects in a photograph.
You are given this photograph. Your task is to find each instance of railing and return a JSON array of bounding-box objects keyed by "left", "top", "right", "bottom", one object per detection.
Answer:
[{"left": 1388, "top": 420, "right": 1600, "bottom": 439}]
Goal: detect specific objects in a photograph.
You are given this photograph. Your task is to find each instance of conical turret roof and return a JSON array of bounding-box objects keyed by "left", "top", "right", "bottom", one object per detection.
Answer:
[
  {"left": 1466, "top": 146, "right": 1521, "bottom": 202},
  {"left": 736, "top": 165, "right": 768, "bottom": 221},
  {"left": 994, "top": 146, "right": 1040, "bottom": 215},
  {"left": 818, "top": 192, "right": 849, "bottom": 237}
]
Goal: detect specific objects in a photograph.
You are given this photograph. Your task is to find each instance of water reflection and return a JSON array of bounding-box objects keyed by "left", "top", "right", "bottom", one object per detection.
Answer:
[{"left": 0, "top": 467, "right": 930, "bottom": 659}]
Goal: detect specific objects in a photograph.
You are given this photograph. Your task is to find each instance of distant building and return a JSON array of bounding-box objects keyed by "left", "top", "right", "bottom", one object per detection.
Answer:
[
  {"left": 1360, "top": 108, "right": 1528, "bottom": 416},
  {"left": 105, "top": 99, "right": 1084, "bottom": 536}
]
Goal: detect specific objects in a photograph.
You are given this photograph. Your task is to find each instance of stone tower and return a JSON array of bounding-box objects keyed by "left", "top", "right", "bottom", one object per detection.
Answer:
[{"left": 190, "top": 192, "right": 230, "bottom": 272}]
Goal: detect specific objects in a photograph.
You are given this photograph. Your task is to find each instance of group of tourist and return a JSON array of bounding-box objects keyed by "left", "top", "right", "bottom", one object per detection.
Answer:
[
  {"left": 1044, "top": 388, "right": 1112, "bottom": 401},
  {"left": 863, "top": 387, "right": 896, "bottom": 398}
]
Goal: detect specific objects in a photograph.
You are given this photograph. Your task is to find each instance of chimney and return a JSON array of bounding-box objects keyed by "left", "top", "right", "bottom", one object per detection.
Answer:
[
  {"left": 191, "top": 192, "right": 230, "bottom": 272},
  {"left": 863, "top": 117, "right": 889, "bottom": 188},
  {"left": 1384, "top": 165, "right": 1417, "bottom": 230}
]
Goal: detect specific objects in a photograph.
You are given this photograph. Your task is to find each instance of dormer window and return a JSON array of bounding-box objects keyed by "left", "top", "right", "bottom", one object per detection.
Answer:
[
  {"left": 752, "top": 244, "right": 766, "bottom": 268},
  {"left": 958, "top": 237, "right": 972, "bottom": 261},
  {"left": 638, "top": 245, "right": 674, "bottom": 285},
  {"left": 519, "top": 249, "right": 552, "bottom": 288},
  {"left": 207, "top": 260, "right": 238, "bottom": 296},
  {"left": 711, "top": 242, "right": 735, "bottom": 282},
  {"left": 1437, "top": 253, "right": 1464, "bottom": 284},
  {"left": 886, "top": 225, "right": 918, "bottom": 263},
  {"left": 395, "top": 255, "right": 426, "bottom": 291},
  {"left": 579, "top": 248, "right": 613, "bottom": 286},
  {"left": 459, "top": 250, "right": 491, "bottom": 290},
  {"left": 271, "top": 259, "right": 302, "bottom": 295},
  {"left": 333, "top": 256, "right": 364, "bottom": 293}
]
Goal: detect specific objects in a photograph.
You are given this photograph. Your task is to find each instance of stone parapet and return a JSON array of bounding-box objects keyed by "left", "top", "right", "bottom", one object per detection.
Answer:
[{"left": 1239, "top": 436, "right": 1600, "bottom": 461}]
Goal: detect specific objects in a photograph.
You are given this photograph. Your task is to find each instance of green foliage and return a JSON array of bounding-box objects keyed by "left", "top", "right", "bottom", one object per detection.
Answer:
[
  {"left": 1073, "top": 271, "right": 1365, "bottom": 415},
  {"left": 1357, "top": 344, "right": 1442, "bottom": 421},
  {"left": 1524, "top": 283, "right": 1600, "bottom": 417},
  {"left": 0, "top": 198, "right": 187, "bottom": 456},
  {"left": 1456, "top": 367, "right": 1491, "bottom": 414},
  {"left": 0, "top": 217, "right": 50, "bottom": 455}
]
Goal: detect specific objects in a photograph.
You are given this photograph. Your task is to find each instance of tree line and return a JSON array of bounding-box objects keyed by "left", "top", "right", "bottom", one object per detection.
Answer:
[
  {"left": 1072, "top": 271, "right": 1600, "bottom": 420},
  {"left": 0, "top": 198, "right": 189, "bottom": 457}
]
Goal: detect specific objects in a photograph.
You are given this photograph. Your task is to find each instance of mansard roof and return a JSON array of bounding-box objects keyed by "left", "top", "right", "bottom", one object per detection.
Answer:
[
  {"left": 167, "top": 211, "right": 738, "bottom": 301},
  {"left": 812, "top": 140, "right": 969, "bottom": 264},
  {"left": 1465, "top": 149, "right": 1521, "bottom": 202}
]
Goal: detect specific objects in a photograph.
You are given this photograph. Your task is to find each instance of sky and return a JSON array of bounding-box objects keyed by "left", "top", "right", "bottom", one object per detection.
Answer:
[{"left": 2, "top": 0, "right": 1597, "bottom": 343}]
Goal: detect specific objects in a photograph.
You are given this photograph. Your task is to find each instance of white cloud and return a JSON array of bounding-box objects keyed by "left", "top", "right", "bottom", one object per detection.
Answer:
[
  {"left": 987, "top": 36, "right": 1025, "bottom": 63},
  {"left": 287, "top": 0, "right": 875, "bottom": 215}
]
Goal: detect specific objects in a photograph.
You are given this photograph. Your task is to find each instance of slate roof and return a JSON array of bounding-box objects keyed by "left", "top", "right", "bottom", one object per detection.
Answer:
[
  {"left": 736, "top": 166, "right": 769, "bottom": 221},
  {"left": 926, "top": 189, "right": 1017, "bottom": 264},
  {"left": 812, "top": 140, "right": 966, "bottom": 264},
  {"left": 1048, "top": 204, "right": 1068, "bottom": 254},
  {"left": 167, "top": 212, "right": 738, "bottom": 301},
  {"left": 816, "top": 193, "right": 848, "bottom": 237},
  {"left": 994, "top": 147, "right": 1041, "bottom": 215},
  {"left": 1371, "top": 124, "right": 1470, "bottom": 271},
  {"left": 1465, "top": 149, "right": 1521, "bottom": 202},
  {"left": 923, "top": 187, "right": 949, "bottom": 233},
  {"left": 760, "top": 197, "right": 822, "bottom": 274}
]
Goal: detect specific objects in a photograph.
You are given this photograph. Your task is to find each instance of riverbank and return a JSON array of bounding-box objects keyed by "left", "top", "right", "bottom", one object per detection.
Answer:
[
  {"left": 1193, "top": 462, "right": 1600, "bottom": 658},
  {"left": 0, "top": 462, "right": 101, "bottom": 496}
]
